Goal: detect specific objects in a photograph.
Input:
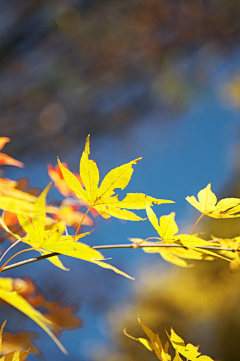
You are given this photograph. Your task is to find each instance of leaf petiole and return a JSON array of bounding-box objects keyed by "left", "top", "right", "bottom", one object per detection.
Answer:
[
  {"left": 190, "top": 213, "right": 205, "bottom": 235},
  {"left": 132, "top": 236, "right": 162, "bottom": 249},
  {"left": 0, "top": 238, "right": 22, "bottom": 263},
  {"left": 0, "top": 247, "right": 40, "bottom": 272},
  {"left": 73, "top": 206, "right": 92, "bottom": 241}
]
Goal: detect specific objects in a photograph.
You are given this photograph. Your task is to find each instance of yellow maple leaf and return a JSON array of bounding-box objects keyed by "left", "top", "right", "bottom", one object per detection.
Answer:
[
  {"left": 0, "top": 196, "right": 35, "bottom": 216},
  {"left": 0, "top": 179, "right": 36, "bottom": 203},
  {"left": 186, "top": 183, "right": 240, "bottom": 218},
  {"left": 212, "top": 236, "right": 240, "bottom": 272},
  {"left": 1, "top": 184, "right": 133, "bottom": 279},
  {"left": 134, "top": 203, "right": 230, "bottom": 267},
  {"left": 0, "top": 350, "right": 30, "bottom": 361},
  {"left": 57, "top": 135, "right": 174, "bottom": 221},
  {"left": 124, "top": 319, "right": 214, "bottom": 361},
  {"left": 0, "top": 279, "right": 65, "bottom": 355},
  {"left": 124, "top": 317, "right": 171, "bottom": 361},
  {"left": 166, "top": 328, "right": 214, "bottom": 361}
]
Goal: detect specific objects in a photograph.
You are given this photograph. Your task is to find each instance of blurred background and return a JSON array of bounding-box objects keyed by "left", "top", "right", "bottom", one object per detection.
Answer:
[{"left": 1, "top": 0, "right": 240, "bottom": 360}]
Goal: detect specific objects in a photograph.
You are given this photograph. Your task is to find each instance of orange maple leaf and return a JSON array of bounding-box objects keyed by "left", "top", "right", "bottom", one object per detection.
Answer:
[
  {"left": 12, "top": 278, "right": 82, "bottom": 336},
  {"left": 48, "top": 163, "right": 83, "bottom": 197},
  {"left": 0, "top": 138, "right": 24, "bottom": 168}
]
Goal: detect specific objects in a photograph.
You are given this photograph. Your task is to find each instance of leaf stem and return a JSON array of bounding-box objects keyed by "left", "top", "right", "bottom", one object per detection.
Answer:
[
  {"left": 0, "top": 239, "right": 22, "bottom": 263},
  {"left": 0, "top": 247, "right": 40, "bottom": 272},
  {"left": 132, "top": 236, "right": 162, "bottom": 249},
  {"left": 74, "top": 206, "right": 92, "bottom": 240},
  {"left": 190, "top": 214, "right": 205, "bottom": 235},
  {"left": 0, "top": 243, "right": 236, "bottom": 273}
]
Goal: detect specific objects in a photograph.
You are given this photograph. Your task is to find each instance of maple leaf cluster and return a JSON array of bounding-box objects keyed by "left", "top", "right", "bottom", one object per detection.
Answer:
[
  {"left": 0, "top": 136, "right": 172, "bottom": 354},
  {"left": 0, "top": 135, "right": 239, "bottom": 359},
  {"left": 125, "top": 318, "right": 213, "bottom": 361}
]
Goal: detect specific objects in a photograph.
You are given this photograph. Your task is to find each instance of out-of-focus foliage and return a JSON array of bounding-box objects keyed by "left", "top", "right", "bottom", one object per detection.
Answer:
[
  {"left": 0, "top": 138, "right": 23, "bottom": 168},
  {"left": 0, "top": 276, "right": 67, "bottom": 354},
  {"left": 124, "top": 318, "right": 213, "bottom": 361},
  {"left": 0, "top": 277, "right": 81, "bottom": 356},
  {"left": 0, "top": 320, "right": 30, "bottom": 360},
  {"left": 1, "top": 0, "right": 240, "bottom": 156},
  {"left": 93, "top": 171, "right": 240, "bottom": 361},
  {"left": 0, "top": 275, "right": 84, "bottom": 357},
  {"left": 94, "top": 260, "right": 240, "bottom": 361}
]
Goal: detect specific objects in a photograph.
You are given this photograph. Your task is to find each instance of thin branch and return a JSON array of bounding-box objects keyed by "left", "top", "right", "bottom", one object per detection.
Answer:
[{"left": 0, "top": 243, "right": 236, "bottom": 273}]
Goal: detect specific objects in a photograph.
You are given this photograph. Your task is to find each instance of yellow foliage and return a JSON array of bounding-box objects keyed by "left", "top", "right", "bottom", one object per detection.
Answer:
[
  {"left": 0, "top": 278, "right": 66, "bottom": 354},
  {"left": 124, "top": 318, "right": 213, "bottom": 361},
  {"left": 0, "top": 320, "right": 30, "bottom": 360},
  {"left": 186, "top": 184, "right": 240, "bottom": 218},
  {"left": 58, "top": 135, "right": 173, "bottom": 221},
  {"left": 130, "top": 203, "right": 230, "bottom": 268}
]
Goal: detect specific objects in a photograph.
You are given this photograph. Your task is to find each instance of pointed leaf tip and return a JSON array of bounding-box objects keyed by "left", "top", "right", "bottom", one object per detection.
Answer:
[
  {"left": 58, "top": 139, "right": 170, "bottom": 222},
  {"left": 85, "top": 135, "right": 90, "bottom": 154}
]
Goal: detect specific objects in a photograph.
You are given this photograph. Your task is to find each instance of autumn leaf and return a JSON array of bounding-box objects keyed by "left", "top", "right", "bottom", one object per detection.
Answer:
[
  {"left": 124, "top": 319, "right": 214, "bottom": 361},
  {"left": 0, "top": 321, "right": 6, "bottom": 353},
  {"left": 8, "top": 277, "right": 82, "bottom": 337},
  {"left": 48, "top": 163, "right": 99, "bottom": 219},
  {"left": 1, "top": 184, "right": 133, "bottom": 279},
  {"left": 0, "top": 278, "right": 66, "bottom": 354},
  {"left": 0, "top": 138, "right": 24, "bottom": 168},
  {"left": 134, "top": 203, "right": 231, "bottom": 267},
  {"left": 0, "top": 196, "right": 92, "bottom": 232},
  {"left": 1, "top": 332, "right": 39, "bottom": 356},
  {"left": 0, "top": 179, "right": 36, "bottom": 203},
  {"left": 48, "top": 163, "right": 84, "bottom": 197},
  {"left": 43, "top": 302, "right": 82, "bottom": 336},
  {"left": 50, "top": 203, "right": 93, "bottom": 228},
  {"left": 0, "top": 320, "right": 31, "bottom": 361},
  {"left": 130, "top": 236, "right": 212, "bottom": 268},
  {"left": 57, "top": 135, "right": 174, "bottom": 221},
  {"left": 0, "top": 196, "right": 35, "bottom": 216},
  {"left": 16, "top": 184, "right": 101, "bottom": 264},
  {"left": 186, "top": 183, "right": 240, "bottom": 218},
  {"left": 48, "top": 163, "right": 72, "bottom": 197},
  {"left": 124, "top": 317, "right": 171, "bottom": 361},
  {"left": 166, "top": 328, "right": 214, "bottom": 361},
  {"left": 212, "top": 236, "right": 240, "bottom": 272},
  {"left": 0, "top": 349, "right": 30, "bottom": 361}
]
